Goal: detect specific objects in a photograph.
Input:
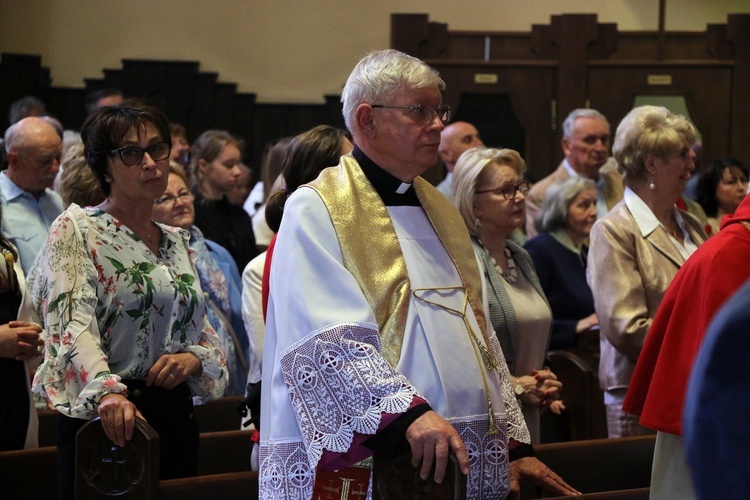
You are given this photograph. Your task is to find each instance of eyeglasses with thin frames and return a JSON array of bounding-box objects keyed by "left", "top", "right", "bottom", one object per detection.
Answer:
[
  {"left": 476, "top": 181, "right": 529, "bottom": 200},
  {"left": 110, "top": 141, "right": 171, "bottom": 166},
  {"left": 154, "top": 190, "right": 194, "bottom": 207},
  {"left": 371, "top": 104, "right": 451, "bottom": 124}
]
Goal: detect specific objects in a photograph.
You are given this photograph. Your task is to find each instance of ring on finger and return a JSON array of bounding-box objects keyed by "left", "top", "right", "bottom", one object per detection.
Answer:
[{"left": 168, "top": 373, "right": 176, "bottom": 380}]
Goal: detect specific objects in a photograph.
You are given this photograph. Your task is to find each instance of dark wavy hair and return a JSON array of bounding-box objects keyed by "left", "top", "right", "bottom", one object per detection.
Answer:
[
  {"left": 80, "top": 98, "right": 171, "bottom": 197},
  {"left": 696, "top": 157, "right": 748, "bottom": 217},
  {"left": 265, "top": 125, "right": 348, "bottom": 232}
]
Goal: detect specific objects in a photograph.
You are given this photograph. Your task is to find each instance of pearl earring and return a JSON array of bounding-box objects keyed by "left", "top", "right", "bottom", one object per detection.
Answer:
[{"left": 649, "top": 176, "right": 655, "bottom": 190}]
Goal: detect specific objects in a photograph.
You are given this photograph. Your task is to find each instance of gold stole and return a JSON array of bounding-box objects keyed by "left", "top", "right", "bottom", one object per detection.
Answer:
[{"left": 305, "top": 155, "right": 490, "bottom": 369}]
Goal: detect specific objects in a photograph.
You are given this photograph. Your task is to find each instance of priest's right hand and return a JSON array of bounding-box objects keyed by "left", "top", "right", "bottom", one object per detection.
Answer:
[{"left": 405, "top": 410, "right": 470, "bottom": 484}]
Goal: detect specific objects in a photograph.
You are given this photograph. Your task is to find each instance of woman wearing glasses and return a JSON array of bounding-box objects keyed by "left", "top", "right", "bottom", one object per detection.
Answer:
[
  {"left": 28, "top": 98, "right": 228, "bottom": 499},
  {"left": 152, "top": 162, "right": 248, "bottom": 396},
  {"left": 451, "top": 146, "right": 563, "bottom": 444}
]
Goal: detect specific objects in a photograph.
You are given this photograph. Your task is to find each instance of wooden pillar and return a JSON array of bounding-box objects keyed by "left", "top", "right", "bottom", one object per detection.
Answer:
[{"left": 550, "top": 14, "right": 600, "bottom": 127}]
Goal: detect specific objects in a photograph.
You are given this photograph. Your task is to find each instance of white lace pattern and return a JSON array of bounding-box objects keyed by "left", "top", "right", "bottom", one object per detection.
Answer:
[
  {"left": 260, "top": 439, "right": 315, "bottom": 499},
  {"left": 453, "top": 413, "right": 511, "bottom": 500},
  {"left": 489, "top": 330, "right": 532, "bottom": 444},
  {"left": 281, "top": 323, "right": 419, "bottom": 467}
]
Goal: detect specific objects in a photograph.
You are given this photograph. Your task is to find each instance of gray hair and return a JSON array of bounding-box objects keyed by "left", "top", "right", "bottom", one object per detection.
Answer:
[
  {"left": 4, "top": 116, "right": 56, "bottom": 154},
  {"left": 8, "top": 96, "right": 46, "bottom": 125},
  {"left": 612, "top": 105, "right": 697, "bottom": 181},
  {"left": 451, "top": 146, "right": 527, "bottom": 237},
  {"left": 562, "top": 108, "right": 609, "bottom": 140},
  {"left": 535, "top": 177, "right": 596, "bottom": 233},
  {"left": 341, "top": 49, "right": 445, "bottom": 136}
]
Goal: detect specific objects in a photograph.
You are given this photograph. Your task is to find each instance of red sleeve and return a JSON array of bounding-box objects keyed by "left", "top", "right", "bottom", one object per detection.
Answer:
[
  {"left": 317, "top": 396, "right": 428, "bottom": 471},
  {"left": 261, "top": 233, "right": 277, "bottom": 322}
]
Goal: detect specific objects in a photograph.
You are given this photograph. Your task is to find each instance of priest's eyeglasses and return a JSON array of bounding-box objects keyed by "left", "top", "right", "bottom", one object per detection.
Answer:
[
  {"left": 476, "top": 181, "right": 529, "bottom": 200},
  {"left": 111, "top": 141, "right": 172, "bottom": 166},
  {"left": 371, "top": 104, "right": 451, "bottom": 124}
]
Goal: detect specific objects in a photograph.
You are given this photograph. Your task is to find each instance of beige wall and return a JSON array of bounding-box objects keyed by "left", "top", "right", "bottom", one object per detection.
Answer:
[{"left": 1, "top": 0, "right": 748, "bottom": 103}]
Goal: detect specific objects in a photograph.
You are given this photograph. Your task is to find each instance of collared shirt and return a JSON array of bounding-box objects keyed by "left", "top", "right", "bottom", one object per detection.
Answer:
[
  {"left": 435, "top": 171, "right": 453, "bottom": 198},
  {"left": 549, "top": 229, "right": 587, "bottom": 268},
  {"left": 562, "top": 158, "right": 609, "bottom": 218},
  {"left": 0, "top": 171, "right": 64, "bottom": 274},
  {"left": 624, "top": 187, "right": 698, "bottom": 260}
]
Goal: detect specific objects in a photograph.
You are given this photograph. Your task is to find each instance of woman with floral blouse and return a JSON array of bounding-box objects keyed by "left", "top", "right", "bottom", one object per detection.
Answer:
[{"left": 27, "top": 98, "right": 228, "bottom": 499}]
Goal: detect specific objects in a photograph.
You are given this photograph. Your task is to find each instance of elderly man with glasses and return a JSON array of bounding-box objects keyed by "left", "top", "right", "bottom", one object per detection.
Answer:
[{"left": 259, "top": 49, "right": 579, "bottom": 500}]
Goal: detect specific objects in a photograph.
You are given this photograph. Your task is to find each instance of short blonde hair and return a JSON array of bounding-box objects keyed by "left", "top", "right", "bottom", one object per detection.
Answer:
[
  {"left": 451, "top": 147, "right": 526, "bottom": 237},
  {"left": 613, "top": 105, "right": 696, "bottom": 181},
  {"left": 59, "top": 141, "right": 105, "bottom": 208}
]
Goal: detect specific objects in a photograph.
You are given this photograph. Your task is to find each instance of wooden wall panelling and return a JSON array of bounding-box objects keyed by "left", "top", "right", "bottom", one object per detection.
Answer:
[
  {"left": 438, "top": 63, "right": 557, "bottom": 181},
  {"left": 586, "top": 63, "right": 733, "bottom": 170},
  {"left": 391, "top": 12, "right": 750, "bottom": 178},
  {"left": 727, "top": 14, "right": 750, "bottom": 165},
  {"left": 0, "top": 54, "right": 349, "bottom": 176}
]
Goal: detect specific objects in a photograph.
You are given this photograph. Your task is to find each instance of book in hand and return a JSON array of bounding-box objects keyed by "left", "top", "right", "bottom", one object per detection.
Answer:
[{"left": 372, "top": 451, "right": 467, "bottom": 499}]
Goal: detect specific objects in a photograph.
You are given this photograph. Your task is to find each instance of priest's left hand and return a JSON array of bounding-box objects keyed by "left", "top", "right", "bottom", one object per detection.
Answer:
[{"left": 507, "top": 456, "right": 581, "bottom": 499}]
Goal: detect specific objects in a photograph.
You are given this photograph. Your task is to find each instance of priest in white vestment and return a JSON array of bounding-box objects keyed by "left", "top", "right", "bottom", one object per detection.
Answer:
[{"left": 259, "top": 49, "right": 580, "bottom": 500}]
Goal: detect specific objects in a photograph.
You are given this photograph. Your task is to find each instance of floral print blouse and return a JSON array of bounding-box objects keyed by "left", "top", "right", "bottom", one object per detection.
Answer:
[{"left": 29, "top": 204, "right": 228, "bottom": 419}]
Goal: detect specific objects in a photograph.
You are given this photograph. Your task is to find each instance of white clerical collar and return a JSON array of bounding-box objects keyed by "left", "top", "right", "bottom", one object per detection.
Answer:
[{"left": 396, "top": 182, "right": 412, "bottom": 194}]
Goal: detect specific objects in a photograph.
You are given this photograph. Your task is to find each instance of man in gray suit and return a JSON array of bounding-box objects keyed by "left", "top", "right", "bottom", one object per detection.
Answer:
[{"left": 525, "top": 108, "right": 623, "bottom": 237}]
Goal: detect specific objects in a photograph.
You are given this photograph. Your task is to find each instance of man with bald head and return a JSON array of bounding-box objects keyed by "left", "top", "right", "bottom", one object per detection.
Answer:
[
  {"left": 1, "top": 117, "right": 64, "bottom": 273},
  {"left": 436, "top": 121, "right": 484, "bottom": 196},
  {"left": 525, "top": 108, "right": 623, "bottom": 237}
]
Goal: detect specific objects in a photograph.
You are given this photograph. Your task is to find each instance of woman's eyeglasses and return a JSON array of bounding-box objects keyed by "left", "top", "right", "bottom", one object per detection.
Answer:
[
  {"left": 476, "top": 181, "right": 529, "bottom": 200},
  {"left": 111, "top": 141, "right": 171, "bottom": 166},
  {"left": 154, "top": 191, "right": 194, "bottom": 207}
]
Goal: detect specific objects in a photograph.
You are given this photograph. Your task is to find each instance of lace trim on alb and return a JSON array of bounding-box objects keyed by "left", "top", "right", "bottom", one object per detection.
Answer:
[
  {"left": 260, "top": 414, "right": 513, "bottom": 500},
  {"left": 452, "top": 413, "right": 511, "bottom": 500},
  {"left": 259, "top": 439, "right": 315, "bottom": 499},
  {"left": 489, "top": 331, "right": 532, "bottom": 444},
  {"left": 280, "top": 322, "right": 419, "bottom": 468}
]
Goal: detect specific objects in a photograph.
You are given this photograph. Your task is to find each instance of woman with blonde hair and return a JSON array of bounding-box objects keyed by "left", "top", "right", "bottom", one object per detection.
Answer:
[
  {"left": 588, "top": 105, "right": 706, "bottom": 443},
  {"left": 452, "top": 146, "right": 563, "bottom": 444}
]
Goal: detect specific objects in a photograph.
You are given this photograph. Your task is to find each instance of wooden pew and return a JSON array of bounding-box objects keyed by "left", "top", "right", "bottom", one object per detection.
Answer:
[
  {"left": 526, "top": 435, "right": 655, "bottom": 498},
  {"left": 36, "top": 396, "right": 246, "bottom": 448},
  {"left": 160, "top": 471, "right": 259, "bottom": 500},
  {"left": 543, "top": 489, "right": 650, "bottom": 499},
  {"left": 194, "top": 395, "right": 245, "bottom": 433},
  {"left": 0, "top": 446, "right": 58, "bottom": 498},
  {"left": 546, "top": 350, "right": 608, "bottom": 442},
  {"left": 0, "top": 428, "right": 253, "bottom": 498}
]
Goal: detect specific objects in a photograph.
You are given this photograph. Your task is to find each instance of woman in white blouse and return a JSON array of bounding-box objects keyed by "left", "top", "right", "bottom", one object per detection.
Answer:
[{"left": 28, "top": 98, "right": 228, "bottom": 499}]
